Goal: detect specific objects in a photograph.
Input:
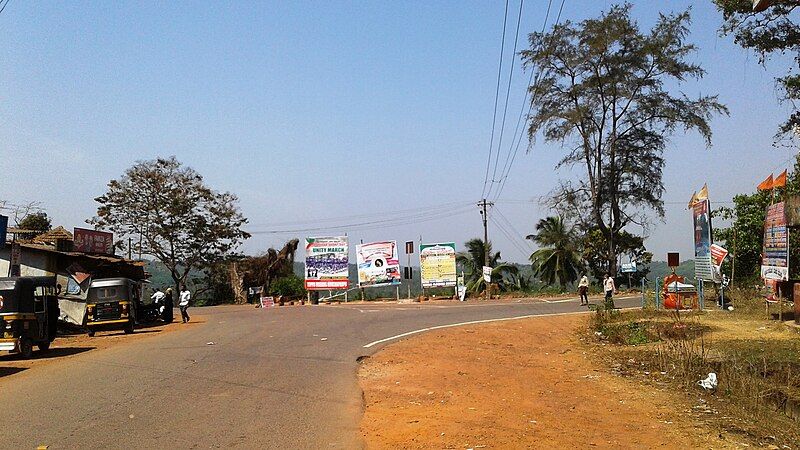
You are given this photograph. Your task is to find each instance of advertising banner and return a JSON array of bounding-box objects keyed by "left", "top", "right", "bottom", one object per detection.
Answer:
[
  {"left": 761, "top": 202, "right": 789, "bottom": 280},
  {"left": 710, "top": 244, "right": 729, "bottom": 282},
  {"left": 419, "top": 242, "right": 457, "bottom": 288},
  {"left": 0, "top": 214, "right": 7, "bottom": 248},
  {"left": 356, "top": 241, "right": 401, "bottom": 288},
  {"left": 73, "top": 228, "right": 114, "bottom": 255},
  {"left": 260, "top": 296, "right": 275, "bottom": 308},
  {"left": 483, "top": 266, "right": 492, "bottom": 283},
  {"left": 304, "top": 237, "right": 349, "bottom": 290},
  {"left": 693, "top": 199, "right": 714, "bottom": 281}
]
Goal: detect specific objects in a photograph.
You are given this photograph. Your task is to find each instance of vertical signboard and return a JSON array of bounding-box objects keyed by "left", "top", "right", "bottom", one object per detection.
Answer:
[
  {"left": 693, "top": 199, "right": 714, "bottom": 281},
  {"left": 0, "top": 214, "right": 7, "bottom": 249},
  {"left": 73, "top": 228, "right": 114, "bottom": 255},
  {"left": 761, "top": 202, "right": 789, "bottom": 280},
  {"left": 305, "top": 237, "right": 349, "bottom": 290},
  {"left": 356, "top": 241, "right": 401, "bottom": 288},
  {"left": 419, "top": 242, "right": 457, "bottom": 288}
]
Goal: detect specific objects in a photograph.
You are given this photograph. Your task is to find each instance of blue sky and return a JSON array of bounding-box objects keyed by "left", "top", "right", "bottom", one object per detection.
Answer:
[{"left": 1, "top": 1, "right": 795, "bottom": 264}]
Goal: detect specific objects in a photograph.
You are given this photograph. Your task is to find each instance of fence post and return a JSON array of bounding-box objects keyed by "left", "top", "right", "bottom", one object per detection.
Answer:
[{"left": 654, "top": 278, "right": 660, "bottom": 310}]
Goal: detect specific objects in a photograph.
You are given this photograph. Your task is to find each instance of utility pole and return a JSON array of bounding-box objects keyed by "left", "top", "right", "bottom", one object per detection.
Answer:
[{"left": 479, "top": 199, "right": 493, "bottom": 301}]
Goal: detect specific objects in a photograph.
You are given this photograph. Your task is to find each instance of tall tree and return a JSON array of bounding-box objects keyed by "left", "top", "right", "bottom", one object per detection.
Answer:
[
  {"left": 17, "top": 212, "right": 52, "bottom": 233},
  {"left": 456, "top": 238, "right": 521, "bottom": 293},
  {"left": 91, "top": 157, "right": 250, "bottom": 295},
  {"left": 522, "top": 3, "right": 727, "bottom": 275},
  {"left": 526, "top": 216, "right": 583, "bottom": 288},
  {"left": 715, "top": 0, "right": 800, "bottom": 136}
]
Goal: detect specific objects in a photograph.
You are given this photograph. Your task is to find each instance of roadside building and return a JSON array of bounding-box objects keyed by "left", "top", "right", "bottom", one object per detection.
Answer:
[{"left": 0, "top": 226, "right": 147, "bottom": 325}]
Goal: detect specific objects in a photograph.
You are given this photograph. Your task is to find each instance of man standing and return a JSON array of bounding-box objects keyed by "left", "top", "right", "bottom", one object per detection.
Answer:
[
  {"left": 578, "top": 274, "right": 589, "bottom": 306},
  {"left": 179, "top": 285, "right": 191, "bottom": 323},
  {"left": 603, "top": 273, "right": 616, "bottom": 310}
]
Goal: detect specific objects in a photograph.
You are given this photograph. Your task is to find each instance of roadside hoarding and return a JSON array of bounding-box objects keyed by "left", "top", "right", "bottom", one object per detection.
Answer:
[
  {"left": 692, "top": 199, "right": 714, "bottom": 281},
  {"left": 620, "top": 262, "right": 637, "bottom": 273},
  {"left": 710, "top": 244, "right": 729, "bottom": 282},
  {"left": 73, "top": 228, "right": 114, "bottom": 255},
  {"left": 0, "top": 214, "right": 7, "bottom": 248},
  {"left": 419, "top": 242, "right": 457, "bottom": 288},
  {"left": 761, "top": 202, "right": 789, "bottom": 281},
  {"left": 356, "top": 241, "right": 401, "bottom": 288},
  {"left": 305, "top": 236, "right": 349, "bottom": 290}
]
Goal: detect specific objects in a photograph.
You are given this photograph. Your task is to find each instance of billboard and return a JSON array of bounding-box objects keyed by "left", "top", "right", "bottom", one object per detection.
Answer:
[
  {"left": 0, "top": 215, "right": 7, "bottom": 248},
  {"left": 761, "top": 202, "right": 789, "bottom": 281},
  {"left": 692, "top": 199, "right": 714, "bottom": 281},
  {"left": 356, "top": 241, "right": 401, "bottom": 288},
  {"left": 73, "top": 228, "right": 114, "bottom": 255},
  {"left": 419, "top": 242, "right": 457, "bottom": 288},
  {"left": 304, "top": 237, "right": 349, "bottom": 290}
]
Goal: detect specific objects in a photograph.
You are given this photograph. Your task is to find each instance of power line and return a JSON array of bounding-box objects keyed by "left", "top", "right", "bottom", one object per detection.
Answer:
[
  {"left": 494, "top": 0, "right": 566, "bottom": 202},
  {"left": 0, "top": 0, "right": 11, "bottom": 16},
  {"left": 486, "top": 0, "right": 526, "bottom": 199},
  {"left": 248, "top": 200, "right": 474, "bottom": 228},
  {"left": 481, "top": 0, "right": 511, "bottom": 199}
]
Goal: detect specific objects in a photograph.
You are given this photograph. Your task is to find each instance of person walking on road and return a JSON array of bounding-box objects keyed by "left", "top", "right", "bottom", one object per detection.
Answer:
[
  {"left": 179, "top": 285, "right": 191, "bottom": 323},
  {"left": 603, "top": 273, "right": 616, "bottom": 310},
  {"left": 578, "top": 275, "right": 589, "bottom": 306},
  {"left": 163, "top": 288, "right": 175, "bottom": 323}
]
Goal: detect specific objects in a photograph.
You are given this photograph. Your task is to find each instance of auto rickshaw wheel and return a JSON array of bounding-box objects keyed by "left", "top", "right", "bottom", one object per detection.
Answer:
[
  {"left": 87, "top": 330, "right": 95, "bottom": 337},
  {"left": 124, "top": 324, "right": 134, "bottom": 334},
  {"left": 18, "top": 338, "right": 33, "bottom": 359},
  {"left": 37, "top": 341, "right": 50, "bottom": 352}
]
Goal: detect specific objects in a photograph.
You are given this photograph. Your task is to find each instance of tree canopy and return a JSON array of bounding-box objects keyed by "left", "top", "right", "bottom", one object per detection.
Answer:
[
  {"left": 18, "top": 212, "right": 51, "bottom": 233},
  {"left": 91, "top": 157, "right": 250, "bottom": 295},
  {"left": 522, "top": 3, "right": 727, "bottom": 275},
  {"left": 527, "top": 216, "right": 582, "bottom": 287},
  {"left": 715, "top": 0, "right": 800, "bottom": 136}
]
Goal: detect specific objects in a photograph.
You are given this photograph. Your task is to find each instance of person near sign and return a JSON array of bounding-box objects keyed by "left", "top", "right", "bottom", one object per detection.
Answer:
[
  {"left": 603, "top": 273, "right": 616, "bottom": 309},
  {"left": 179, "top": 286, "right": 191, "bottom": 323},
  {"left": 578, "top": 275, "right": 589, "bottom": 306}
]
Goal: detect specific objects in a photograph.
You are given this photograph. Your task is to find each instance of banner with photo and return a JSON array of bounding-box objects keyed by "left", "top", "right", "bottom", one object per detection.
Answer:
[
  {"left": 761, "top": 202, "right": 789, "bottom": 281},
  {"left": 356, "top": 241, "right": 401, "bottom": 288},
  {"left": 419, "top": 242, "right": 457, "bottom": 288},
  {"left": 304, "top": 236, "right": 349, "bottom": 290},
  {"left": 693, "top": 199, "right": 714, "bottom": 281}
]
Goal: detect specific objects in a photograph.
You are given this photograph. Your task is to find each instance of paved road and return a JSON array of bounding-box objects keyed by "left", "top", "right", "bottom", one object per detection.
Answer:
[{"left": 0, "top": 296, "right": 640, "bottom": 449}]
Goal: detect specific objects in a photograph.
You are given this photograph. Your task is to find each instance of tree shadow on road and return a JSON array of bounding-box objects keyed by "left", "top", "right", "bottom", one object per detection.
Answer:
[{"left": 0, "top": 366, "right": 27, "bottom": 378}]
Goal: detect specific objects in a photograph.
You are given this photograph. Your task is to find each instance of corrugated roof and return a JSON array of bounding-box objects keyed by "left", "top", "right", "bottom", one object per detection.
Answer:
[{"left": 18, "top": 242, "right": 146, "bottom": 267}]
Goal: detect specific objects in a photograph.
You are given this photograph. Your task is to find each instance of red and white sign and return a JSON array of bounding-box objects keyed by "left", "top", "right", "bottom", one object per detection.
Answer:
[
  {"left": 73, "top": 228, "right": 114, "bottom": 255},
  {"left": 710, "top": 244, "right": 728, "bottom": 267},
  {"left": 260, "top": 296, "right": 275, "bottom": 308}
]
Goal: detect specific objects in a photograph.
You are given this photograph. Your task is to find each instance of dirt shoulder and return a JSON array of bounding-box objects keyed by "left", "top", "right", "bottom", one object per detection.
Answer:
[{"left": 359, "top": 314, "right": 734, "bottom": 449}]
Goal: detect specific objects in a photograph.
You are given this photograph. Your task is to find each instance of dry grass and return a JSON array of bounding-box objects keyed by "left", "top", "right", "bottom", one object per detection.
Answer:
[{"left": 586, "top": 297, "right": 800, "bottom": 447}]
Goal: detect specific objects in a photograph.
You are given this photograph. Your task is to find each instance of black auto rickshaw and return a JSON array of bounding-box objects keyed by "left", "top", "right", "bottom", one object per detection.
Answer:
[{"left": 0, "top": 276, "right": 60, "bottom": 358}]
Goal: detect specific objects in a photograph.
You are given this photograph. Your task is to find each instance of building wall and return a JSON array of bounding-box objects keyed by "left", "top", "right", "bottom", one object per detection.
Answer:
[{"left": 0, "top": 247, "right": 57, "bottom": 277}]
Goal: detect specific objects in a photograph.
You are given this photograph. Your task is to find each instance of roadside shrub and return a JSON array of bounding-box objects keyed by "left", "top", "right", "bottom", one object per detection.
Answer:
[{"left": 271, "top": 274, "right": 305, "bottom": 298}]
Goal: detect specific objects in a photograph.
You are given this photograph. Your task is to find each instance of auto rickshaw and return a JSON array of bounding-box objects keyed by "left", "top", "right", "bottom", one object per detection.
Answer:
[
  {"left": 85, "top": 277, "right": 140, "bottom": 336},
  {"left": 0, "top": 276, "right": 60, "bottom": 358}
]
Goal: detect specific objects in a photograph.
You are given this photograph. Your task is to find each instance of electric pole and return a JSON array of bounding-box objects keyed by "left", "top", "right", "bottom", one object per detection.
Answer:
[{"left": 479, "top": 199, "right": 493, "bottom": 301}]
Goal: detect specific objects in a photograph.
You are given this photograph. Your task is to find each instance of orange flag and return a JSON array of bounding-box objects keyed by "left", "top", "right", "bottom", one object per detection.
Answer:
[
  {"left": 773, "top": 169, "right": 787, "bottom": 188},
  {"left": 687, "top": 191, "right": 698, "bottom": 209},
  {"left": 757, "top": 174, "right": 774, "bottom": 191}
]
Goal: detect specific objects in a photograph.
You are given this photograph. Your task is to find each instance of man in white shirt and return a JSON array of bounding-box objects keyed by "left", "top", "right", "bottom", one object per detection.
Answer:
[
  {"left": 179, "top": 286, "right": 191, "bottom": 323},
  {"left": 151, "top": 288, "right": 166, "bottom": 315},
  {"left": 603, "top": 273, "right": 616, "bottom": 309}
]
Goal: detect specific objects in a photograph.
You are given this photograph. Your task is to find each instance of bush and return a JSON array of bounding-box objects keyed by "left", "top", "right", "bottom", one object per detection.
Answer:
[{"left": 271, "top": 275, "right": 305, "bottom": 298}]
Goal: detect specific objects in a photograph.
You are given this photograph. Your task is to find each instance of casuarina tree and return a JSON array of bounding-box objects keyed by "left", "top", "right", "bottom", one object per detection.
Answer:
[
  {"left": 522, "top": 3, "right": 727, "bottom": 275},
  {"left": 90, "top": 157, "right": 250, "bottom": 295}
]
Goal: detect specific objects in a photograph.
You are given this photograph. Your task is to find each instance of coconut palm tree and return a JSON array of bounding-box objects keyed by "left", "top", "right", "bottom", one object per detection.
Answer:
[
  {"left": 456, "top": 238, "right": 520, "bottom": 293},
  {"left": 527, "top": 216, "right": 583, "bottom": 288}
]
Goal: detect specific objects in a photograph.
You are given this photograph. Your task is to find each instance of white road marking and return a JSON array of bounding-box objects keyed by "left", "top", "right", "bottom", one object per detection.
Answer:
[{"left": 362, "top": 307, "right": 636, "bottom": 348}]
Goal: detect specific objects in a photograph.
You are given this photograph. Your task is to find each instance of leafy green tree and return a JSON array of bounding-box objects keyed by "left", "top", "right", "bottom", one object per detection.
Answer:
[
  {"left": 91, "top": 157, "right": 250, "bottom": 294},
  {"left": 18, "top": 212, "right": 51, "bottom": 233},
  {"left": 271, "top": 274, "right": 306, "bottom": 298},
  {"left": 582, "top": 228, "right": 652, "bottom": 285},
  {"left": 715, "top": 0, "right": 800, "bottom": 136},
  {"left": 526, "top": 216, "right": 582, "bottom": 288},
  {"left": 456, "top": 238, "right": 520, "bottom": 293},
  {"left": 522, "top": 3, "right": 727, "bottom": 275}
]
